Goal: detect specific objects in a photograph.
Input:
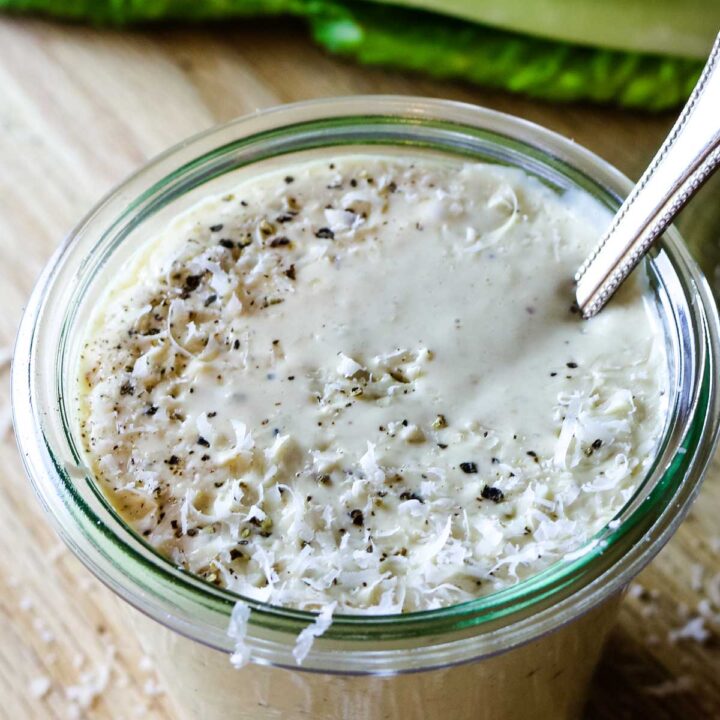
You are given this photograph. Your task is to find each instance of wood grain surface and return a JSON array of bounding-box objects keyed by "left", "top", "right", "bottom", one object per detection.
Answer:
[{"left": 0, "top": 15, "right": 719, "bottom": 720}]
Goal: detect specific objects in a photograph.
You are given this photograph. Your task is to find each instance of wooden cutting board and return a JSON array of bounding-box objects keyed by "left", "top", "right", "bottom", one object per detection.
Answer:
[{"left": 0, "top": 14, "right": 718, "bottom": 720}]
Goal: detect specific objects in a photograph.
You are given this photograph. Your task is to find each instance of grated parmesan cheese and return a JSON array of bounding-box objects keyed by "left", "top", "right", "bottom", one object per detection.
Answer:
[
  {"left": 228, "top": 601, "right": 252, "bottom": 668},
  {"left": 65, "top": 645, "right": 115, "bottom": 713},
  {"left": 28, "top": 676, "right": 52, "bottom": 699},
  {"left": 690, "top": 563, "right": 705, "bottom": 592},
  {"left": 292, "top": 602, "right": 337, "bottom": 665},
  {"left": 668, "top": 616, "right": 710, "bottom": 644}
]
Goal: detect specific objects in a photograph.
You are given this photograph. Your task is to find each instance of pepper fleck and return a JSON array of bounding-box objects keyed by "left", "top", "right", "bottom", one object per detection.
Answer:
[
  {"left": 181, "top": 274, "right": 203, "bottom": 296},
  {"left": 399, "top": 491, "right": 424, "bottom": 504},
  {"left": 315, "top": 227, "right": 335, "bottom": 240},
  {"left": 350, "top": 509, "right": 364, "bottom": 526},
  {"left": 269, "top": 236, "right": 291, "bottom": 248},
  {"left": 481, "top": 485, "right": 505, "bottom": 503},
  {"left": 460, "top": 462, "right": 478, "bottom": 474}
]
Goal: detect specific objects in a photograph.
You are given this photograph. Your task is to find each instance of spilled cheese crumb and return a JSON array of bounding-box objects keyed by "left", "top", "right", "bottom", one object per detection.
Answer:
[
  {"left": 65, "top": 645, "right": 115, "bottom": 713},
  {"left": 28, "top": 676, "right": 51, "bottom": 699},
  {"left": 668, "top": 616, "right": 710, "bottom": 644}
]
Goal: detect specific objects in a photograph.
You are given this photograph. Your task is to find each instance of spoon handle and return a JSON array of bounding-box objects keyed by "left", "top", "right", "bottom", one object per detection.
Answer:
[{"left": 576, "top": 32, "right": 720, "bottom": 318}]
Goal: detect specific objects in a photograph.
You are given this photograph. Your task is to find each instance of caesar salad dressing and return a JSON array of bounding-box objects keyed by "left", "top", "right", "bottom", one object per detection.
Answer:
[{"left": 78, "top": 155, "right": 668, "bottom": 617}]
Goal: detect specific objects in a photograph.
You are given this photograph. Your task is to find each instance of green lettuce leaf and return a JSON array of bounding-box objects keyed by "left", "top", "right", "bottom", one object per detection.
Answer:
[
  {"left": 0, "top": 0, "right": 704, "bottom": 110},
  {"left": 364, "top": 0, "right": 718, "bottom": 60},
  {"left": 0, "top": 0, "right": 301, "bottom": 23},
  {"left": 307, "top": 1, "right": 703, "bottom": 110}
]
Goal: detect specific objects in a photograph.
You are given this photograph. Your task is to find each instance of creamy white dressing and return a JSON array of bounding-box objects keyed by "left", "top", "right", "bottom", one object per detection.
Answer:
[{"left": 78, "top": 155, "right": 668, "bottom": 613}]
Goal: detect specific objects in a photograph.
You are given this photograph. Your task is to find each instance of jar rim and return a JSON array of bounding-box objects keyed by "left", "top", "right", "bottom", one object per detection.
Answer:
[{"left": 12, "top": 95, "right": 720, "bottom": 672}]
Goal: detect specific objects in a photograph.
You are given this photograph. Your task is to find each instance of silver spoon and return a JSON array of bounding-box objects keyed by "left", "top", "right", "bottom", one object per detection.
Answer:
[{"left": 575, "top": 32, "right": 720, "bottom": 318}]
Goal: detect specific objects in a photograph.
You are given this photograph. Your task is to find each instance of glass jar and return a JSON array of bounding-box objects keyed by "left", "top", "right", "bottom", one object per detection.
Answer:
[{"left": 12, "top": 96, "right": 720, "bottom": 720}]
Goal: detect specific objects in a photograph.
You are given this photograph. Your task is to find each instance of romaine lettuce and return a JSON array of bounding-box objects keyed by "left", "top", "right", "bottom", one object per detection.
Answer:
[{"left": 0, "top": 0, "right": 705, "bottom": 109}]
